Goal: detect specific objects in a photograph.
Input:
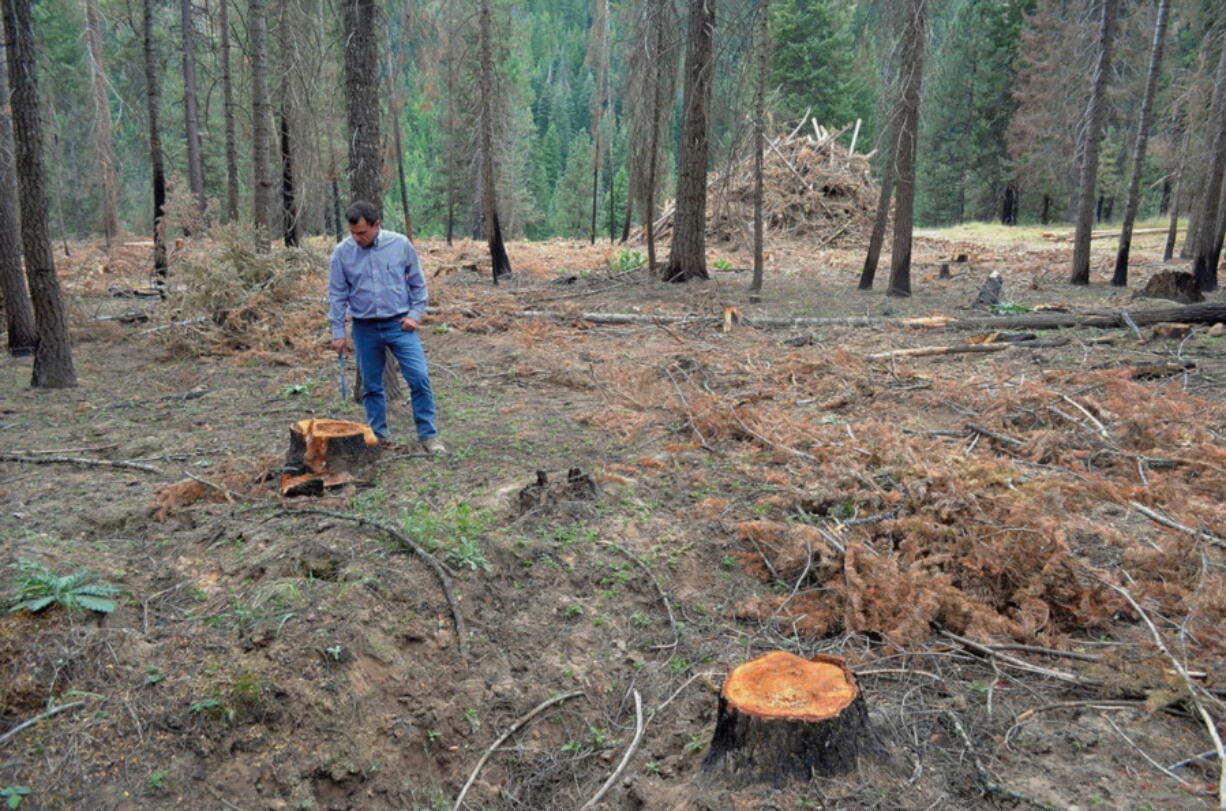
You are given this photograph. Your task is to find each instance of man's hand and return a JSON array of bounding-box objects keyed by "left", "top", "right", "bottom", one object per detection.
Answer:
[
  {"left": 400, "top": 317, "right": 419, "bottom": 332},
  {"left": 331, "top": 337, "right": 348, "bottom": 354}
]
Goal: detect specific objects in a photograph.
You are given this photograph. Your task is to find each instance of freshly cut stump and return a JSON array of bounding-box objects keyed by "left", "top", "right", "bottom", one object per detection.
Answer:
[
  {"left": 700, "top": 651, "right": 871, "bottom": 787},
  {"left": 282, "top": 419, "right": 379, "bottom": 496}
]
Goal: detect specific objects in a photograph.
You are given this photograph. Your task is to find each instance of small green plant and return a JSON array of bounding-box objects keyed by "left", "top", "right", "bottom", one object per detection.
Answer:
[
  {"left": 610, "top": 247, "right": 646, "bottom": 271},
  {"left": 720, "top": 555, "right": 736, "bottom": 568},
  {"left": 278, "top": 381, "right": 318, "bottom": 397},
  {"left": 144, "top": 665, "right": 167, "bottom": 685},
  {"left": 684, "top": 732, "right": 706, "bottom": 751},
  {"left": 463, "top": 707, "right": 481, "bottom": 733},
  {"left": 425, "top": 729, "right": 441, "bottom": 742},
  {"left": 644, "top": 761, "right": 661, "bottom": 775},
  {"left": 560, "top": 740, "right": 582, "bottom": 754},
  {"left": 146, "top": 769, "right": 168, "bottom": 791},
  {"left": 630, "top": 611, "right": 650, "bottom": 628},
  {"left": 712, "top": 257, "right": 733, "bottom": 271},
  {"left": 669, "top": 658, "right": 691, "bottom": 675},
  {"left": 0, "top": 787, "right": 31, "bottom": 809},
  {"left": 6, "top": 559, "right": 120, "bottom": 614},
  {"left": 190, "top": 698, "right": 223, "bottom": 713},
  {"left": 564, "top": 604, "right": 584, "bottom": 619},
  {"left": 989, "top": 302, "right": 1031, "bottom": 315}
]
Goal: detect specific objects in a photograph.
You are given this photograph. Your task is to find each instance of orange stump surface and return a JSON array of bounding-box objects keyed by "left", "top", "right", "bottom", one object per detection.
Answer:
[
  {"left": 722, "top": 651, "right": 857, "bottom": 722},
  {"left": 282, "top": 419, "right": 379, "bottom": 496}
]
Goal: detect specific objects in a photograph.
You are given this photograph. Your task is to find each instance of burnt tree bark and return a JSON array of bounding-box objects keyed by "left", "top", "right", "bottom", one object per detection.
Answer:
[
  {"left": 1112, "top": 0, "right": 1169, "bottom": 287},
  {"left": 0, "top": 39, "right": 37, "bottom": 356},
  {"left": 478, "top": 0, "right": 511, "bottom": 281},
  {"left": 220, "top": 0, "right": 239, "bottom": 223},
  {"left": 142, "top": 0, "right": 167, "bottom": 273},
  {"left": 277, "top": 0, "right": 299, "bottom": 246},
  {"left": 2, "top": 0, "right": 77, "bottom": 386},
  {"left": 1070, "top": 0, "right": 1118, "bottom": 286},
  {"left": 748, "top": 0, "right": 767, "bottom": 296},
  {"left": 250, "top": 0, "right": 274, "bottom": 250},
  {"left": 699, "top": 651, "right": 872, "bottom": 787},
  {"left": 1192, "top": 38, "right": 1226, "bottom": 292},
  {"left": 662, "top": 0, "right": 716, "bottom": 283},
  {"left": 858, "top": 106, "right": 900, "bottom": 291},
  {"left": 885, "top": 0, "right": 929, "bottom": 298},
  {"left": 343, "top": 0, "right": 381, "bottom": 208}
]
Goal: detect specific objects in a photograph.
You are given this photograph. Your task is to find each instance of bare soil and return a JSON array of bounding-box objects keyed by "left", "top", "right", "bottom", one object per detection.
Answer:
[{"left": 1, "top": 228, "right": 1223, "bottom": 810}]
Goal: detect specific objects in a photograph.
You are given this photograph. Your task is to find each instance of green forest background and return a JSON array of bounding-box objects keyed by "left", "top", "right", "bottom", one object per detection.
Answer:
[{"left": 17, "top": 0, "right": 1226, "bottom": 242}]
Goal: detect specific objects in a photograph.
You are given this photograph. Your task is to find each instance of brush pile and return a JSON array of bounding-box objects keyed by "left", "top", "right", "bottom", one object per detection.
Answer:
[{"left": 650, "top": 120, "right": 881, "bottom": 248}]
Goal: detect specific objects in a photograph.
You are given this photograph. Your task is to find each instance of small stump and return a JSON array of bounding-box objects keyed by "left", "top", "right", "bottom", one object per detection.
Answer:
[
  {"left": 1141, "top": 270, "right": 1203, "bottom": 304},
  {"left": 700, "top": 651, "right": 872, "bottom": 787},
  {"left": 282, "top": 419, "right": 379, "bottom": 496}
]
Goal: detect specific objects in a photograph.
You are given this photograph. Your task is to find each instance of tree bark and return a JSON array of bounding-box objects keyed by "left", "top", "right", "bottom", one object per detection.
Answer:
[
  {"left": 142, "top": 0, "right": 168, "bottom": 274},
  {"left": 859, "top": 104, "right": 902, "bottom": 290},
  {"left": 180, "top": 0, "right": 207, "bottom": 224},
  {"left": 1112, "top": 0, "right": 1169, "bottom": 287},
  {"left": 478, "top": 0, "right": 511, "bottom": 281},
  {"left": 662, "top": 0, "right": 716, "bottom": 283},
  {"left": 84, "top": 0, "right": 120, "bottom": 246},
  {"left": 587, "top": 0, "right": 609, "bottom": 245},
  {"left": 250, "top": 0, "right": 273, "bottom": 250},
  {"left": 1163, "top": 110, "right": 1187, "bottom": 262},
  {"left": 277, "top": 0, "right": 299, "bottom": 247},
  {"left": 699, "top": 652, "right": 872, "bottom": 787},
  {"left": 748, "top": 0, "right": 767, "bottom": 296},
  {"left": 343, "top": 0, "right": 381, "bottom": 208},
  {"left": 1069, "top": 0, "right": 1118, "bottom": 286},
  {"left": 0, "top": 39, "right": 36, "bottom": 356},
  {"left": 220, "top": 0, "right": 239, "bottom": 223},
  {"left": 1, "top": 0, "right": 77, "bottom": 386},
  {"left": 1192, "top": 39, "right": 1226, "bottom": 292},
  {"left": 886, "top": 0, "right": 928, "bottom": 298}
]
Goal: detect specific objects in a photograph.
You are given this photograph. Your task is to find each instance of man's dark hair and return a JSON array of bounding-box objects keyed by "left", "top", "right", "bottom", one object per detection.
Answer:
[{"left": 346, "top": 200, "right": 381, "bottom": 225}]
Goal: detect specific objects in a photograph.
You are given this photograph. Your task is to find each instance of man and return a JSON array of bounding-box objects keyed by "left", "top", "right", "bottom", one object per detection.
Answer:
[{"left": 328, "top": 200, "right": 444, "bottom": 453}]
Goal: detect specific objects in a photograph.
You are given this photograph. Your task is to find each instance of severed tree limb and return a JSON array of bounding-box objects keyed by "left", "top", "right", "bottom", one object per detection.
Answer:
[
  {"left": 272, "top": 507, "right": 468, "bottom": 661},
  {"left": 868, "top": 339, "right": 1067, "bottom": 360},
  {"left": 0, "top": 701, "right": 86, "bottom": 746},
  {"left": 940, "top": 630, "right": 1103, "bottom": 688},
  {"left": 0, "top": 452, "right": 165, "bottom": 476},
  {"left": 579, "top": 690, "right": 644, "bottom": 811},
  {"left": 599, "top": 541, "right": 679, "bottom": 651},
  {"left": 452, "top": 689, "right": 585, "bottom": 811},
  {"left": 1130, "top": 501, "right": 1226, "bottom": 549}
]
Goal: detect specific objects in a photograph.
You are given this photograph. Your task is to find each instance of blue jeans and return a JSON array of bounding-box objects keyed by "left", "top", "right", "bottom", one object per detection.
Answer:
[{"left": 351, "top": 317, "right": 437, "bottom": 440}]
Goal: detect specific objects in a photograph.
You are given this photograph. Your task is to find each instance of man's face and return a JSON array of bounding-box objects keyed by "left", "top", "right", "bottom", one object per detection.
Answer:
[{"left": 349, "top": 217, "right": 381, "bottom": 248}]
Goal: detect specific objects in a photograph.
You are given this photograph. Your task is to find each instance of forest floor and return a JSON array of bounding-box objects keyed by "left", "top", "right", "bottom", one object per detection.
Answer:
[{"left": 1, "top": 223, "right": 1224, "bottom": 810}]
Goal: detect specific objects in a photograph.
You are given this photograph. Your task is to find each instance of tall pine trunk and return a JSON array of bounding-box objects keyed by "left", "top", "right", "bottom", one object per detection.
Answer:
[
  {"left": 858, "top": 109, "right": 899, "bottom": 291},
  {"left": 663, "top": 0, "right": 716, "bottom": 283},
  {"left": 220, "top": 0, "right": 239, "bottom": 223},
  {"left": 885, "top": 0, "right": 928, "bottom": 298},
  {"left": 1192, "top": 39, "right": 1226, "bottom": 292},
  {"left": 1111, "top": 0, "right": 1169, "bottom": 287},
  {"left": 0, "top": 39, "right": 37, "bottom": 356},
  {"left": 250, "top": 0, "right": 273, "bottom": 249},
  {"left": 143, "top": 0, "right": 168, "bottom": 273},
  {"left": 478, "top": 0, "right": 511, "bottom": 280},
  {"left": 2, "top": 0, "right": 77, "bottom": 387},
  {"left": 343, "top": 0, "right": 381, "bottom": 207},
  {"left": 84, "top": 0, "right": 120, "bottom": 246},
  {"left": 278, "top": 0, "right": 298, "bottom": 246},
  {"left": 180, "top": 0, "right": 206, "bottom": 223},
  {"left": 587, "top": 0, "right": 609, "bottom": 245},
  {"left": 748, "top": 0, "right": 767, "bottom": 296},
  {"left": 1069, "top": 0, "right": 1118, "bottom": 286}
]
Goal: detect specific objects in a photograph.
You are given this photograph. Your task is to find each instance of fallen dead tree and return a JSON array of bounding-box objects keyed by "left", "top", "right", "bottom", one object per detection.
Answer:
[{"left": 516, "top": 302, "right": 1226, "bottom": 332}]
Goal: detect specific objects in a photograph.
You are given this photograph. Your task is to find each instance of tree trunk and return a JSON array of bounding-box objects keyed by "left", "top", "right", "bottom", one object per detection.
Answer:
[
  {"left": 1112, "top": 0, "right": 1169, "bottom": 287},
  {"left": 343, "top": 0, "right": 381, "bottom": 208},
  {"left": 748, "top": 0, "right": 767, "bottom": 296},
  {"left": 587, "top": 0, "right": 609, "bottom": 246},
  {"left": 1, "top": 0, "right": 77, "bottom": 387},
  {"left": 699, "top": 651, "right": 872, "bottom": 787},
  {"left": 886, "top": 0, "right": 929, "bottom": 299},
  {"left": 142, "top": 0, "right": 168, "bottom": 274},
  {"left": 277, "top": 0, "right": 298, "bottom": 247},
  {"left": 250, "top": 0, "right": 273, "bottom": 250},
  {"left": 180, "top": 0, "right": 207, "bottom": 225},
  {"left": 478, "top": 0, "right": 511, "bottom": 281},
  {"left": 1001, "top": 185, "right": 1018, "bottom": 225},
  {"left": 1192, "top": 39, "right": 1226, "bottom": 292},
  {"left": 220, "top": 0, "right": 239, "bottom": 224},
  {"left": 1163, "top": 110, "right": 1187, "bottom": 262},
  {"left": 386, "top": 24, "right": 412, "bottom": 238},
  {"left": 859, "top": 103, "right": 902, "bottom": 291},
  {"left": 662, "top": 0, "right": 716, "bottom": 283},
  {"left": 84, "top": 0, "right": 119, "bottom": 246},
  {"left": 1069, "top": 0, "right": 1118, "bottom": 286},
  {"left": 0, "top": 39, "right": 37, "bottom": 356}
]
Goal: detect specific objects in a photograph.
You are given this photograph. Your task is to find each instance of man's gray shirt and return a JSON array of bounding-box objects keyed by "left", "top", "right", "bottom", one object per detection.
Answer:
[{"left": 328, "top": 229, "right": 427, "bottom": 340}]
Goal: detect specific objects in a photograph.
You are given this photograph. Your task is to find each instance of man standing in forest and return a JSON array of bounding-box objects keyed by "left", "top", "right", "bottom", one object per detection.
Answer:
[{"left": 328, "top": 200, "right": 444, "bottom": 453}]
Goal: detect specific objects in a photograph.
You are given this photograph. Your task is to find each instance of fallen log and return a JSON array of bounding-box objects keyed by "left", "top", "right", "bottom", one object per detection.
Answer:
[
  {"left": 519, "top": 302, "right": 1226, "bottom": 332},
  {"left": 868, "top": 338, "right": 1067, "bottom": 360},
  {"left": 699, "top": 651, "right": 873, "bottom": 787}
]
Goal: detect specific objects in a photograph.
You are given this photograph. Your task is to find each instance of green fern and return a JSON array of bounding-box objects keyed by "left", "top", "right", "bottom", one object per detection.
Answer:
[{"left": 6, "top": 559, "right": 121, "bottom": 615}]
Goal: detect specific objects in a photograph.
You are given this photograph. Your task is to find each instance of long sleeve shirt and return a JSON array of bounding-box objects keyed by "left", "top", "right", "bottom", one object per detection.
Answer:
[{"left": 327, "top": 229, "right": 427, "bottom": 340}]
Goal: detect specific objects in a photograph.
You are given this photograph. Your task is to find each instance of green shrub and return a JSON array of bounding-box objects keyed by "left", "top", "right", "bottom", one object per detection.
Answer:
[{"left": 6, "top": 559, "right": 120, "bottom": 615}]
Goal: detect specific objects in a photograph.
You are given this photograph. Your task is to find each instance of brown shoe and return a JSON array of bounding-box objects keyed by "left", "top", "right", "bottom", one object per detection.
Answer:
[{"left": 421, "top": 437, "right": 446, "bottom": 455}]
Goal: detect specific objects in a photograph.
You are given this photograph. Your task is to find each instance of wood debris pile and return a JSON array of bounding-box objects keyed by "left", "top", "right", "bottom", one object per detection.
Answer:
[{"left": 652, "top": 122, "right": 880, "bottom": 248}]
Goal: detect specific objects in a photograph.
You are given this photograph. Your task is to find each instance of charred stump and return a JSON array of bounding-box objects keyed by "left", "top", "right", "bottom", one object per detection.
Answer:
[
  {"left": 282, "top": 419, "right": 379, "bottom": 496},
  {"left": 700, "top": 651, "right": 872, "bottom": 787},
  {"left": 1140, "top": 270, "right": 1203, "bottom": 304}
]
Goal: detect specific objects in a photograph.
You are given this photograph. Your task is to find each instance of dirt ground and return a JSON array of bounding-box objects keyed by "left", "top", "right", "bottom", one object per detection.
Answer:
[{"left": 1, "top": 226, "right": 1224, "bottom": 811}]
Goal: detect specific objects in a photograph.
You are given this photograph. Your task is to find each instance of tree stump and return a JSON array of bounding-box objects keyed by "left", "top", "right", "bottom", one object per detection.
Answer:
[
  {"left": 281, "top": 419, "right": 379, "bottom": 496},
  {"left": 974, "top": 271, "right": 1003, "bottom": 308},
  {"left": 699, "top": 651, "right": 872, "bottom": 787},
  {"left": 1140, "top": 270, "right": 1203, "bottom": 304}
]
